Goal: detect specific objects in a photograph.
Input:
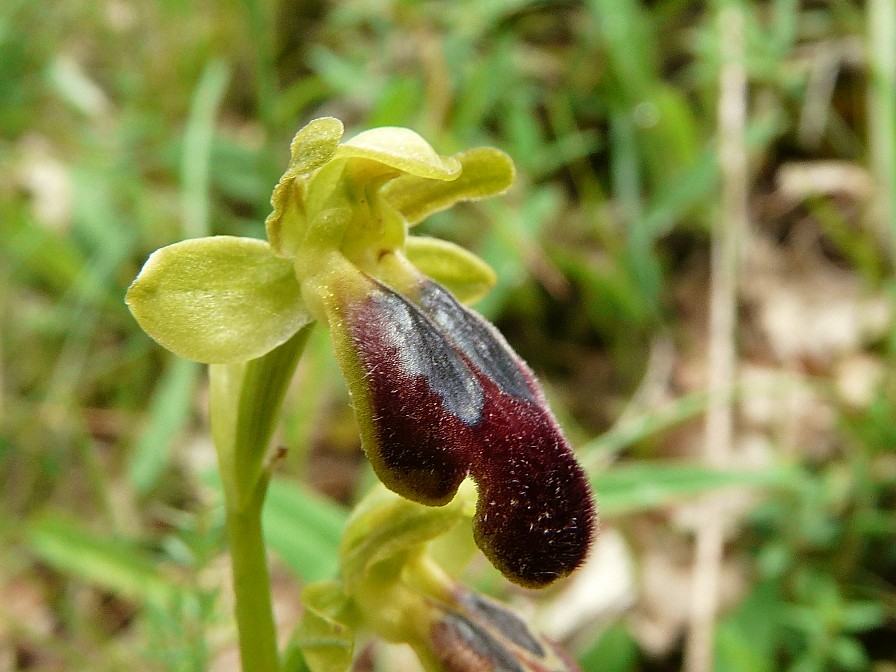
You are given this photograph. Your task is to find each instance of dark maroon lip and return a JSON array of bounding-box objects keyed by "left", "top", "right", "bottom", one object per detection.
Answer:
[{"left": 343, "top": 276, "right": 596, "bottom": 587}]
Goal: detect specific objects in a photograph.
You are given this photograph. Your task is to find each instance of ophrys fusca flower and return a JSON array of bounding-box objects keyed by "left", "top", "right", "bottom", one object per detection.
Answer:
[{"left": 126, "top": 118, "right": 596, "bottom": 587}]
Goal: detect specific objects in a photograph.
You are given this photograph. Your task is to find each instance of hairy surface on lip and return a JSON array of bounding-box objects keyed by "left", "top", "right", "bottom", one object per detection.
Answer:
[{"left": 343, "top": 278, "right": 595, "bottom": 587}]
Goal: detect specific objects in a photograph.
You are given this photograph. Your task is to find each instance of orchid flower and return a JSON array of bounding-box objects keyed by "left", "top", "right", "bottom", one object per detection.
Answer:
[{"left": 126, "top": 117, "right": 595, "bottom": 588}]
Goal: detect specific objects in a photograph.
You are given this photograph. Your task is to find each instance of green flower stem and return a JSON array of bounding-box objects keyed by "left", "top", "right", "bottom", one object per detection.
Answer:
[
  {"left": 210, "top": 326, "right": 314, "bottom": 671},
  {"left": 226, "top": 483, "right": 281, "bottom": 672}
]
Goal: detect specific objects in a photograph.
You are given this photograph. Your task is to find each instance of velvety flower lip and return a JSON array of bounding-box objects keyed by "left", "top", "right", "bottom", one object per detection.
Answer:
[{"left": 331, "top": 272, "right": 596, "bottom": 588}]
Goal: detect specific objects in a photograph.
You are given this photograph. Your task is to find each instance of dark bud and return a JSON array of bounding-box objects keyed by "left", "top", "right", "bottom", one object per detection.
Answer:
[{"left": 429, "top": 588, "right": 582, "bottom": 672}]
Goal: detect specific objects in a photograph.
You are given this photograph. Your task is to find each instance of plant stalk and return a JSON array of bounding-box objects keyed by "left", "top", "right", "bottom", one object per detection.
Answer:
[
  {"left": 226, "top": 486, "right": 281, "bottom": 672},
  {"left": 210, "top": 327, "right": 313, "bottom": 671}
]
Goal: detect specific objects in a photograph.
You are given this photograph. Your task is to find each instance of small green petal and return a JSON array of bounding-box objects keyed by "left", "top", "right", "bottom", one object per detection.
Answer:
[
  {"left": 403, "top": 237, "right": 496, "bottom": 304},
  {"left": 266, "top": 118, "right": 345, "bottom": 256},
  {"left": 126, "top": 236, "right": 311, "bottom": 364},
  {"left": 337, "top": 127, "right": 461, "bottom": 180},
  {"left": 383, "top": 147, "right": 515, "bottom": 225},
  {"left": 265, "top": 178, "right": 305, "bottom": 256}
]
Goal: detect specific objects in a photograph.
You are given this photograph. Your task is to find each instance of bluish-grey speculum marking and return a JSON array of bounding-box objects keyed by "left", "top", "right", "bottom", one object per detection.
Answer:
[
  {"left": 419, "top": 282, "right": 536, "bottom": 403},
  {"left": 459, "top": 592, "right": 545, "bottom": 658},
  {"left": 370, "top": 288, "right": 484, "bottom": 425},
  {"left": 440, "top": 612, "right": 525, "bottom": 672}
]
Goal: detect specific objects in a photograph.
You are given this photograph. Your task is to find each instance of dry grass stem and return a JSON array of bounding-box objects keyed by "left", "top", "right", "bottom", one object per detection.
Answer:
[{"left": 684, "top": 6, "right": 748, "bottom": 672}]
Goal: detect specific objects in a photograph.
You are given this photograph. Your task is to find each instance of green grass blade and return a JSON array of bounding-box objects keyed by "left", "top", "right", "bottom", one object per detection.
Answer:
[
  {"left": 129, "top": 356, "right": 200, "bottom": 494},
  {"left": 592, "top": 462, "right": 801, "bottom": 516},
  {"left": 27, "top": 515, "right": 180, "bottom": 607},
  {"left": 181, "top": 59, "right": 229, "bottom": 239},
  {"left": 580, "top": 390, "right": 716, "bottom": 464},
  {"left": 261, "top": 478, "right": 347, "bottom": 583}
]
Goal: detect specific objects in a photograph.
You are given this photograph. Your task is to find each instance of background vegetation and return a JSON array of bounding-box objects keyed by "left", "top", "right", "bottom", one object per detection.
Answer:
[{"left": 1, "top": 1, "right": 894, "bottom": 671}]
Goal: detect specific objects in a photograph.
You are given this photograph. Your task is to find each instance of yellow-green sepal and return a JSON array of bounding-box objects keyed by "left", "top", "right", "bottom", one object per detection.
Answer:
[
  {"left": 403, "top": 237, "right": 497, "bottom": 304},
  {"left": 266, "top": 117, "right": 345, "bottom": 256},
  {"left": 382, "top": 147, "right": 515, "bottom": 225},
  {"left": 336, "top": 126, "right": 461, "bottom": 180},
  {"left": 125, "top": 236, "right": 310, "bottom": 364}
]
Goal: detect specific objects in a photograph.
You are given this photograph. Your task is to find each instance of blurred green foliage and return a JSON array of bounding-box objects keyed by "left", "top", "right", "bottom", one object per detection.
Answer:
[{"left": 1, "top": 0, "right": 894, "bottom": 670}]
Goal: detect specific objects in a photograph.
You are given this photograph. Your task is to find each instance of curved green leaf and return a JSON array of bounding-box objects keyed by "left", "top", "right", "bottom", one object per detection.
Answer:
[{"left": 126, "top": 236, "right": 310, "bottom": 363}]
